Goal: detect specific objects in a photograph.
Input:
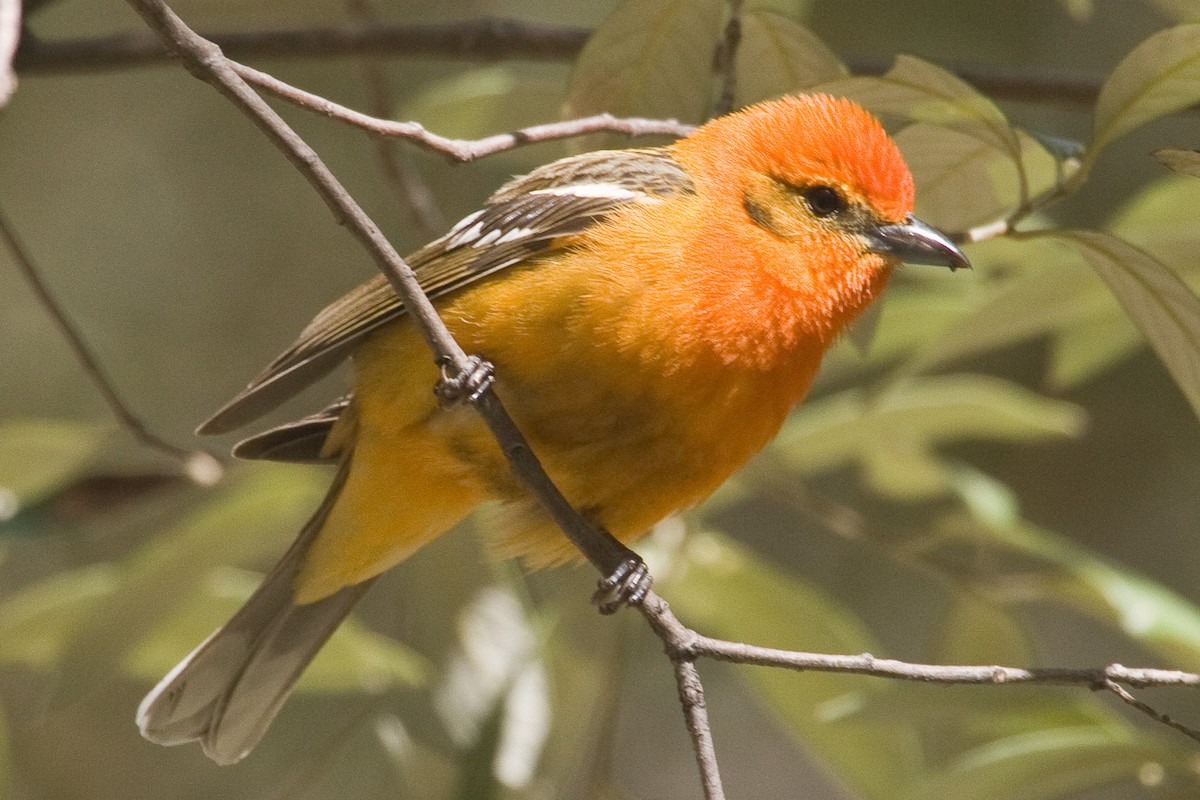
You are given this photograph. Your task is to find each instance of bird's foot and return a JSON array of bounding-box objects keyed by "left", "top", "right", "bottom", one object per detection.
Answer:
[
  {"left": 435, "top": 355, "right": 496, "bottom": 406},
  {"left": 592, "top": 557, "right": 653, "bottom": 614}
]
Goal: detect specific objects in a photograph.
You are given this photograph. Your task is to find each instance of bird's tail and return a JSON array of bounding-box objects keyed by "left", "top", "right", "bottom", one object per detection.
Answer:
[{"left": 136, "top": 462, "right": 375, "bottom": 765}]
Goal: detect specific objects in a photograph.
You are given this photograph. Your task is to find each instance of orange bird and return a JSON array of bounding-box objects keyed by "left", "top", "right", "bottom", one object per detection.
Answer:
[{"left": 138, "top": 93, "right": 967, "bottom": 763}]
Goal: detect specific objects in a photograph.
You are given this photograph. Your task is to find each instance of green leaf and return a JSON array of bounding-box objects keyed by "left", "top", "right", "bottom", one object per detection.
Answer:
[
  {"left": 53, "top": 465, "right": 328, "bottom": 703},
  {"left": 1154, "top": 147, "right": 1200, "bottom": 177},
  {"left": 0, "top": 419, "right": 106, "bottom": 515},
  {"left": 665, "top": 531, "right": 924, "bottom": 800},
  {"left": 911, "top": 726, "right": 1167, "bottom": 800},
  {"left": 922, "top": 514, "right": 1200, "bottom": 671},
  {"left": 1048, "top": 309, "right": 1141, "bottom": 389},
  {"left": 1049, "top": 230, "right": 1200, "bottom": 421},
  {"left": 1111, "top": 174, "right": 1200, "bottom": 280},
  {"left": 1089, "top": 25, "right": 1200, "bottom": 166},
  {"left": 896, "top": 124, "right": 1058, "bottom": 233},
  {"left": 937, "top": 594, "right": 1034, "bottom": 667},
  {"left": 0, "top": 705, "right": 10, "bottom": 800},
  {"left": 774, "top": 375, "right": 1086, "bottom": 498},
  {"left": 562, "top": 0, "right": 726, "bottom": 123},
  {"left": 403, "top": 67, "right": 566, "bottom": 141},
  {"left": 0, "top": 563, "right": 118, "bottom": 667},
  {"left": 821, "top": 55, "right": 1019, "bottom": 158},
  {"left": 734, "top": 9, "right": 845, "bottom": 106}
]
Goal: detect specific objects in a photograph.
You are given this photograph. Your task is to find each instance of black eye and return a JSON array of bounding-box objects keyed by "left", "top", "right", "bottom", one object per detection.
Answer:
[{"left": 802, "top": 185, "right": 845, "bottom": 217}]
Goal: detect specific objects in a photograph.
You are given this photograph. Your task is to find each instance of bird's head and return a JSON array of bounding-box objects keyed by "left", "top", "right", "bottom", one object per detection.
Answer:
[{"left": 671, "top": 93, "right": 968, "bottom": 280}]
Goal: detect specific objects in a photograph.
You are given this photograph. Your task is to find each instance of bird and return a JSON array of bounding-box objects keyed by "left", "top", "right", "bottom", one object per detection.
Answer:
[{"left": 137, "top": 92, "right": 968, "bottom": 764}]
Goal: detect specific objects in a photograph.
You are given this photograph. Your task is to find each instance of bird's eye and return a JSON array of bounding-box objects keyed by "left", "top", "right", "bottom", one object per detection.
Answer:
[{"left": 802, "top": 185, "right": 845, "bottom": 217}]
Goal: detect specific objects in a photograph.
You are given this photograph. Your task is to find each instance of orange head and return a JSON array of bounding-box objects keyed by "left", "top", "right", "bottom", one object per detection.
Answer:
[{"left": 665, "top": 93, "right": 966, "bottom": 351}]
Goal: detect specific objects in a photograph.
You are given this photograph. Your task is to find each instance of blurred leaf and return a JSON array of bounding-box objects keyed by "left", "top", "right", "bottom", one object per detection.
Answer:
[
  {"left": 1154, "top": 148, "right": 1200, "bottom": 177},
  {"left": 923, "top": 514, "right": 1200, "bottom": 670},
  {"left": 1051, "top": 230, "right": 1200, "bottom": 421},
  {"left": 1148, "top": 0, "right": 1200, "bottom": 21},
  {"left": 1048, "top": 309, "right": 1141, "bottom": 388},
  {"left": 0, "top": 419, "right": 106, "bottom": 521},
  {"left": 666, "top": 531, "right": 924, "bottom": 800},
  {"left": 0, "top": 563, "right": 117, "bottom": 667},
  {"left": 123, "top": 566, "right": 426, "bottom": 692},
  {"left": 821, "top": 55, "right": 1019, "bottom": 158},
  {"left": 53, "top": 465, "right": 327, "bottom": 703},
  {"left": 1110, "top": 174, "right": 1200, "bottom": 278},
  {"left": 774, "top": 375, "right": 1085, "bottom": 499},
  {"left": 888, "top": 236, "right": 1092, "bottom": 380},
  {"left": 897, "top": 124, "right": 1058, "bottom": 233},
  {"left": 1089, "top": 25, "right": 1200, "bottom": 168},
  {"left": 402, "top": 67, "right": 565, "bottom": 141},
  {"left": 435, "top": 587, "right": 548, "bottom": 790},
  {"left": 0, "top": 705, "right": 9, "bottom": 800},
  {"left": 911, "top": 726, "right": 1166, "bottom": 800},
  {"left": 734, "top": 9, "right": 845, "bottom": 106},
  {"left": 562, "top": 0, "right": 725, "bottom": 124},
  {"left": 937, "top": 594, "right": 1034, "bottom": 666}
]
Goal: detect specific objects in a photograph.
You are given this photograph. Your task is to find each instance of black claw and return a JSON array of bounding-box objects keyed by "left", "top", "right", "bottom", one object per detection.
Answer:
[
  {"left": 435, "top": 356, "right": 496, "bottom": 407},
  {"left": 592, "top": 557, "right": 653, "bottom": 614}
]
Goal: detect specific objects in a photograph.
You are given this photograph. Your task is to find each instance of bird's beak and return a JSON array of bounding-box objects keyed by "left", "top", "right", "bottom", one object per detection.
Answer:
[{"left": 868, "top": 214, "right": 970, "bottom": 271}]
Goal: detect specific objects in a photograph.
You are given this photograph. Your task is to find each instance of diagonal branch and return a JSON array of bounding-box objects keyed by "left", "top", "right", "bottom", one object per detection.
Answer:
[
  {"left": 0, "top": 204, "right": 221, "bottom": 484},
  {"left": 115, "top": 4, "right": 1200, "bottom": 797}
]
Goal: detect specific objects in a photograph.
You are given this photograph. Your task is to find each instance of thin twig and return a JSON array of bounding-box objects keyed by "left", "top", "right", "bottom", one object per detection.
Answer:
[
  {"left": 711, "top": 0, "right": 742, "bottom": 119},
  {"left": 115, "top": 5, "right": 1200, "bottom": 793},
  {"left": 0, "top": 204, "right": 221, "bottom": 485},
  {"left": 122, "top": 0, "right": 641, "bottom": 582},
  {"left": 14, "top": 20, "right": 1138, "bottom": 112},
  {"left": 15, "top": 19, "right": 589, "bottom": 73},
  {"left": 343, "top": 0, "right": 445, "bottom": 239},
  {"left": 1104, "top": 680, "right": 1200, "bottom": 744},
  {"left": 234, "top": 61, "right": 694, "bottom": 161}
]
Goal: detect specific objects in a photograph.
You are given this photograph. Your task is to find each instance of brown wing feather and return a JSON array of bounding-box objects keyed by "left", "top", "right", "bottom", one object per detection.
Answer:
[{"left": 198, "top": 148, "right": 693, "bottom": 435}]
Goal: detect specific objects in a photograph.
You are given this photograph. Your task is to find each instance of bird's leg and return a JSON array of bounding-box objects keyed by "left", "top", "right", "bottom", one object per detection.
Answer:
[
  {"left": 592, "top": 556, "right": 653, "bottom": 614},
  {"left": 436, "top": 353, "right": 654, "bottom": 614},
  {"left": 434, "top": 355, "right": 496, "bottom": 406}
]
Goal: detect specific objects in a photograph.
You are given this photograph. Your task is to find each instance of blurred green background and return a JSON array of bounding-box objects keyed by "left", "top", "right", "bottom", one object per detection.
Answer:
[{"left": 4, "top": 0, "right": 1200, "bottom": 798}]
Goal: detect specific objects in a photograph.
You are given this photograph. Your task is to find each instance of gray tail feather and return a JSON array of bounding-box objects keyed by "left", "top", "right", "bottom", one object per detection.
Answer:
[{"left": 136, "top": 460, "right": 376, "bottom": 764}]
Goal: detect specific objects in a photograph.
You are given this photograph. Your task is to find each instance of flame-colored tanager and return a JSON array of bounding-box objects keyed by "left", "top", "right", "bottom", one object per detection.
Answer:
[{"left": 138, "top": 93, "right": 968, "bottom": 763}]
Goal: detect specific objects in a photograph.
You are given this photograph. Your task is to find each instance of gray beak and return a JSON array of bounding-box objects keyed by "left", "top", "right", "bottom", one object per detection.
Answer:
[{"left": 868, "top": 214, "right": 970, "bottom": 271}]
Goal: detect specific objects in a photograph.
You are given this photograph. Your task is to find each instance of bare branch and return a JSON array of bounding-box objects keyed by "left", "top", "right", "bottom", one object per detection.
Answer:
[
  {"left": 121, "top": 0, "right": 643, "bottom": 585},
  {"left": 14, "top": 19, "right": 1130, "bottom": 112},
  {"left": 0, "top": 204, "right": 222, "bottom": 485},
  {"left": 343, "top": 0, "right": 445, "bottom": 239},
  {"left": 673, "top": 658, "right": 725, "bottom": 799},
  {"left": 234, "top": 61, "right": 694, "bottom": 160},
  {"left": 711, "top": 0, "right": 742, "bottom": 119},
  {"left": 15, "top": 18, "right": 589, "bottom": 74},
  {"left": 1104, "top": 680, "right": 1200, "bottom": 744},
  {"left": 114, "top": 3, "right": 1200, "bottom": 789}
]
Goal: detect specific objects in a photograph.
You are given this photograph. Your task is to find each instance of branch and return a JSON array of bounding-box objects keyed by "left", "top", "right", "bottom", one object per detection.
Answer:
[
  {"left": 15, "top": 18, "right": 589, "bottom": 73},
  {"left": 711, "top": 0, "right": 742, "bottom": 118},
  {"left": 343, "top": 0, "right": 445, "bottom": 239},
  {"left": 120, "top": 0, "right": 642, "bottom": 583},
  {"left": 0, "top": 205, "right": 221, "bottom": 485},
  {"left": 17, "top": 20, "right": 1118, "bottom": 109},
  {"left": 114, "top": 6, "right": 1200, "bottom": 796},
  {"left": 234, "top": 61, "right": 694, "bottom": 161},
  {"left": 639, "top": 595, "right": 1200, "bottom": 739}
]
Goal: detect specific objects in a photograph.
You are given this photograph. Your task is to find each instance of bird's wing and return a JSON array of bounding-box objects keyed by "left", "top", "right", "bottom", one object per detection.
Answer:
[{"left": 199, "top": 148, "right": 693, "bottom": 435}]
